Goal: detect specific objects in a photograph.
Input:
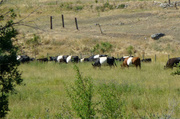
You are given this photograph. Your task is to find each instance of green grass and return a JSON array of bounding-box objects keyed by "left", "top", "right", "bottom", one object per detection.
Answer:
[{"left": 7, "top": 61, "right": 180, "bottom": 118}]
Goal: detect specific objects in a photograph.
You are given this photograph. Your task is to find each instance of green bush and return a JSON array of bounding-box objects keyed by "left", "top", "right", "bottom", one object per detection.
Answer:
[
  {"left": 74, "top": 5, "right": 84, "bottom": 11},
  {"left": 117, "top": 4, "right": 126, "bottom": 9},
  {"left": 92, "top": 42, "right": 112, "bottom": 53},
  {"left": 66, "top": 65, "right": 95, "bottom": 119},
  {"left": 126, "top": 45, "right": 134, "bottom": 56},
  {"left": 171, "top": 63, "right": 180, "bottom": 75}
]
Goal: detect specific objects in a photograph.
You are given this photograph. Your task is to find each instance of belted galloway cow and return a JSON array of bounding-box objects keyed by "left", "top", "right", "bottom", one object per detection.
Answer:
[{"left": 121, "top": 57, "right": 141, "bottom": 69}]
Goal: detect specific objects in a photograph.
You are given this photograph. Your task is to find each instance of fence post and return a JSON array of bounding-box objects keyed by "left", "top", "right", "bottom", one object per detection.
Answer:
[
  {"left": 75, "top": 17, "right": 79, "bottom": 30},
  {"left": 62, "top": 14, "right": 64, "bottom": 28},
  {"left": 96, "top": 23, "right": 103, "bottom": 34},
  {"left": 168, "top": 54, "right": 170, "bottom": 60},
  {"left": 50, "top": 16, "right": 53, "bottom": 29}
]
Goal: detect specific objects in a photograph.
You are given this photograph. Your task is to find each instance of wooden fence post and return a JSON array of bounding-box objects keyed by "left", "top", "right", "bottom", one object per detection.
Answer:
[
  {"left": 50, "top": 16, "right": 53, "bottom": 29},
  {"left": 96, "top": 23, "right": 103, "bottom": 34},
  {"left": 62, "top": 14, "right": 64, "bottom": 28},
  {"left": 75, "top": 17, "right": 79, "bottom": 30}
]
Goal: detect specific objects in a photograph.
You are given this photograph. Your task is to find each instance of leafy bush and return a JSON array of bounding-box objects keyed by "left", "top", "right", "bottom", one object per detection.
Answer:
[
  {"left": 117, "top": 4, "right": 126, "bottom": 9},
  {"left": 126, "top": 45, "right": 134, "bottom": 55},
  {"left": 92, "top": 42, "right": 112, "bottom": 53},
  {"left": 74, "top": 5, "right": 84, "bottom": 11},
  {"left": 171, "top": 63, "right": 180, "bottom": 75},
  {"left": 66, "top": 65, "right": 96, "bottom": 119}
]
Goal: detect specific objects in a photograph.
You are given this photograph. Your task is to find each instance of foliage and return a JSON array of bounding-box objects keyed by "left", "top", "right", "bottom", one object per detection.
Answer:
[
  {"left": 96, "top": 2, "right": 114, "bottom": 12},
  {"left": 117, "top": 4, "right": 126, "bottom": 9},
  {"left": 66, "top": 65, "right": 95, "bottom": 119},
  {"left": 171, "top": 63, "right": 180, "bottom": 75},
  {"left": 0, "top": 9, "right": 23, "bottom": 118},
  {"left": 126, "top": 45, "right": 134, "bottom": 55},
  {"left": 92, "top": 42, "right": 112, "bottom": 53}
]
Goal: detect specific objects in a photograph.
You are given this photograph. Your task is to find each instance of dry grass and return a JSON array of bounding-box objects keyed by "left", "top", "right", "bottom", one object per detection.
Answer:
[{"left": 2, "top": 0, "right": 179, "bottom": 58}]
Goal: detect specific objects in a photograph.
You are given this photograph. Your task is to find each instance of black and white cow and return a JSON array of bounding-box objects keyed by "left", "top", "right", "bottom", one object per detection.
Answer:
[
  {"left": 17, "top": 55, "right": 33, "bottom": 63},
  {"left": 92, "top": 56, "right": 116, "bottom": 67},
  {"left": 57, "top": 55, "right": 68, "bottom": 63},
  {"left": 81, "top": 54, "right": 108, "bottom": 62},
  {"left": 57, "top": 55, "right": 79, "bottom": 63}
]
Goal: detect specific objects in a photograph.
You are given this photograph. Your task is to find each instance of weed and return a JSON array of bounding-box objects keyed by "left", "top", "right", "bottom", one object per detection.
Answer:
[{"left": 66, "top": 65, "right": 95, "bottom": 119}]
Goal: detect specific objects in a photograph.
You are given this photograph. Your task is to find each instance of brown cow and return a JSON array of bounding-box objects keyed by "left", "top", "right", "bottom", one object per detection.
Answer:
[{"left": 121, "top": 57, "right": 141, "bottom": 69}]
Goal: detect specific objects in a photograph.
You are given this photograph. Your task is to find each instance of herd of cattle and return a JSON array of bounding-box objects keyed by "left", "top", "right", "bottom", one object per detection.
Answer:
[{"left": 15, "top": 54, "right": 180, "bottom": 69}]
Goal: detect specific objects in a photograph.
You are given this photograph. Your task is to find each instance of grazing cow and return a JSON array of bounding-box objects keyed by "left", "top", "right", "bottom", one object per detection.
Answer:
[
  {"left": 164, "top": 57, "right": 180, "bottom": 69},
  {"left": 92, "top": 56, "right": 116, "bottom": 67},
  {"left": 57, "top": 55, "right": 68, "bottom": 63},
  {"left": 71, "top": 56, "right": 79, "bottom": 63},
  {"left": 121, "top": 57, "right": 141, "bottom": 69},
  {"left": 37, "top": 58, "right": 48, "bottom": 62},
  {"left": 66, "top": 55, "right": 80, "bottom": 63},
  {"left": 141, "top": 58, "right": 152, "bottom": 62},
  {"left": 66, "top": 55, "right": 72, "bottom": 63},
  {"left": 49, "top": 56, "right": 58, "bottom": 62},
  {"left": 116, "top": 56, "right": 133, "bottom": 62},
  {"left": 81, "top": 54, "right": 108, "bottom": 62},
  {"left": 17, "top": 55, "right": 32, "bottom": 63}
]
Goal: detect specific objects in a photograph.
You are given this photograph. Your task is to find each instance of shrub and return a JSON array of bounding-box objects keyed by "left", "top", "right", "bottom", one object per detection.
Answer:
[
  {"left": 171, "top": 63, "right": 180, "bottom": 75},
  {"left": 92, "top": 42, "right": 112, "bottom": 53},
  {"left": 66, "top": 65, "right": 96, "bottom": 119},
  {"left": 126, "top": 45, "right": 134, "bottom": 56}
]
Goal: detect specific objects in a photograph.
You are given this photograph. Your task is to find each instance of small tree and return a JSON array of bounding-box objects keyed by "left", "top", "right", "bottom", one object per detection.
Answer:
[{"left": 0, "top": 8, "right": 23, "bottom": 118}]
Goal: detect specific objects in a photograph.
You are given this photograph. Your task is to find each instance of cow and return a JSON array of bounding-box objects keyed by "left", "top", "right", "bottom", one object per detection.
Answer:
[
  {"left": 57, "top": 55, "right": 68, "bottom": 63},
  {"left": 49, "top": 56, "right": 58, "bottom": 62},
  {"left": 71, "top": 56, "right": 80, "bottom": 63},
  {"left": 164, "top": 57, "right": 180, "bottom": 69},
  {"left": 92, "top": 56, "right": 116, "bottom": 67},
  {"left": 17, "top": 55, "right": 33, "bottom": 63},
  {"left": 116, "top": 56, "right": 133, "bottom": 62},
  {"left": 81, "top": 54, "right": 108, "bottom": 62},
  {"left": 37, "top": 58, "right": 48, "bottom": 62},
  {"left": 141, "top": 58, "right": 152, "bottom": 62},
  {"left": 121, "top": 57, "right": 141, "bottom": 69}
]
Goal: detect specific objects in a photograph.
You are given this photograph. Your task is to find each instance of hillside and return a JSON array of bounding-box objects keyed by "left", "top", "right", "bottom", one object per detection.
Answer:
[{"left": 1, "top": 0, "right": 180, "bottom": 59}]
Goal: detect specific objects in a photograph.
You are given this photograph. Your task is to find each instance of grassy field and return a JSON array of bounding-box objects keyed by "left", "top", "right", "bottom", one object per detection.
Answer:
[
  {"left": 6, "top": 61, "right": 180, "bottom": 118},
  {"left": 1, "top": 0, "right": 180, "bottom": 118}
]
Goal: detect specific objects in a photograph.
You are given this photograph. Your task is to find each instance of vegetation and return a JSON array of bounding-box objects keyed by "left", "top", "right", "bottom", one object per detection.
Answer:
[
  {"left": 0, "top": 8, "right": 23, "bottom": 118},
  {"left": 126, "top": 45, "right": 134, "bottom": 56},
  {"left": 6, "top": 62, "right": 180, "bottom": 118},
  {"left": 1, "top": 0, "right": 180, "bottom": 118},
  {"left": 92, "top": 42, "right": 112, "bottom": 54}
]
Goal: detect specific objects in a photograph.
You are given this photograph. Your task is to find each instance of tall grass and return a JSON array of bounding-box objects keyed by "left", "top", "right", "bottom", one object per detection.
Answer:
[{"left": 6, "top": 61, "right": 180, "bottom": 118}]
